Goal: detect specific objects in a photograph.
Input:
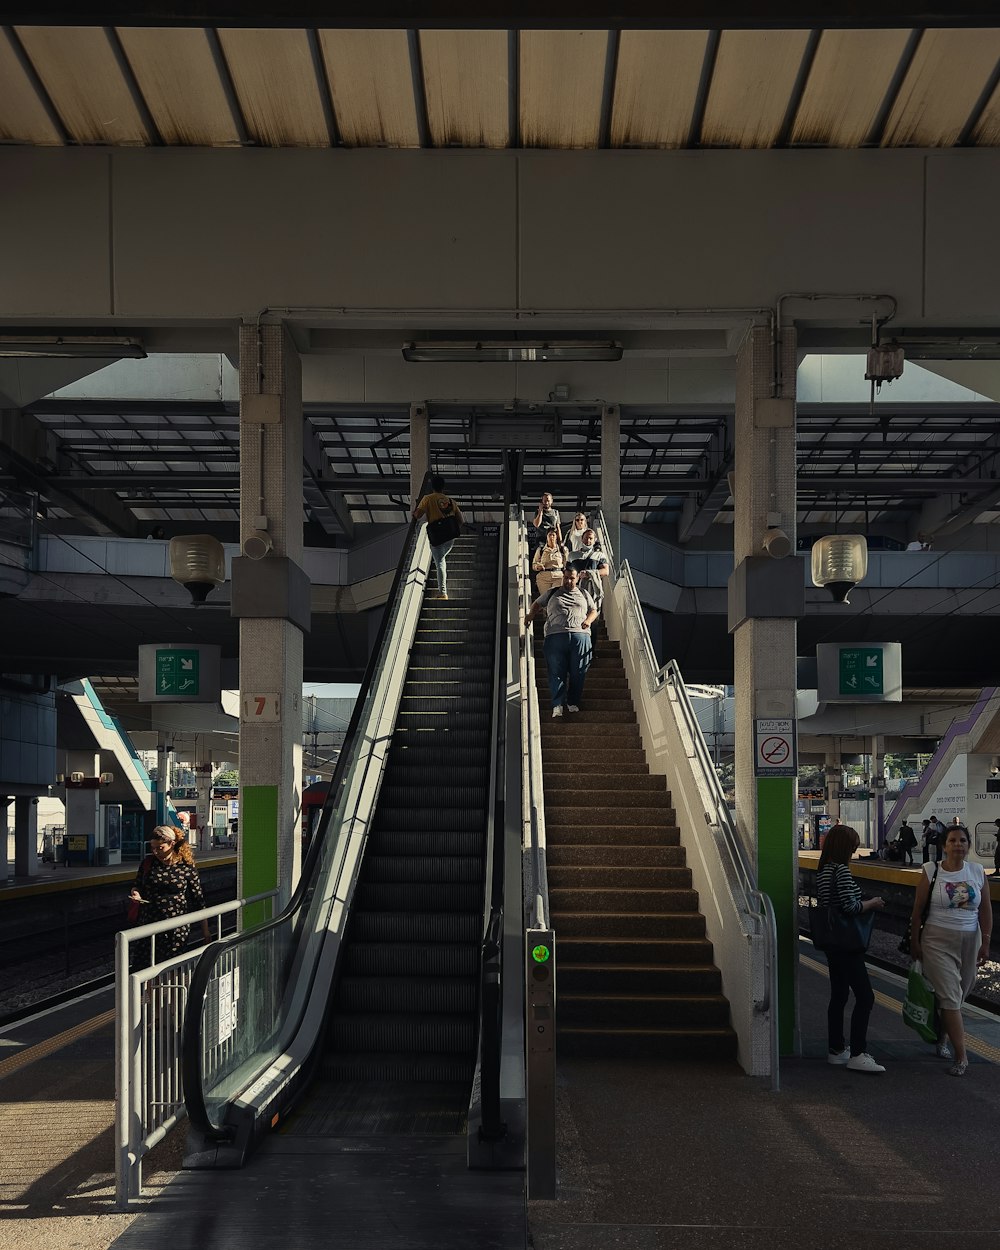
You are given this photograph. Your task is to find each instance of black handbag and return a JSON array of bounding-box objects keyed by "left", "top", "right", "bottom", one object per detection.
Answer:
[
  {"left": 899, "top": 864, "right": 939, "bottom": 955},
  {"left": 426, "top": 512, "right": 461, "bottom": 546},
  {"left": 810, "top": 902, "right": 876, "bottom": 953}
]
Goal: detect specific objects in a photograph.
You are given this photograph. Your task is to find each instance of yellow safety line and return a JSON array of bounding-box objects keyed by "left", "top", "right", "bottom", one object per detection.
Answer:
[
  {"left": 801, "top": 954, "right": 1000, "bottom": 1064},
  {"left": 0, "top": 1007, "right": 115, "bottom": 1081}
]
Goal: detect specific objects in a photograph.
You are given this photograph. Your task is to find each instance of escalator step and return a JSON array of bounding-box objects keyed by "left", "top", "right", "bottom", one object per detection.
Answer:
[
  {"left": 329, "top": 1013, "right": 476, "bottom": 1055},
  {"left": 363, "top": 854, "right": 485, "bottom": 883},
  {"left": 343, "top": 942, "right": 479, "bottom": 977},
  {"left": 393, "top": 713, "right": 491, "bottom": 731},
  {"left": 336, "top": 976, "right": 477, "bottom": 1014},
  {"left": 381, "top": 766, "right": 489, "bottom": 790},
  {"left": 319, "top": 1052, "right": 475, "bottom": 1084},
  {"left": 367, "top": 832, "right": 485, "bottom": 857},
  {"left": 373, "top": 808, "right": 487, "bottom": 832},
  {"left": 354, "top": 882, "right": 483, "bottom": 911},
  {"left": 348, "top": 911, "right": 480, "bottom": 943},
  {"left": 377, "top": 786, "right": 487, "bottom": 810}
]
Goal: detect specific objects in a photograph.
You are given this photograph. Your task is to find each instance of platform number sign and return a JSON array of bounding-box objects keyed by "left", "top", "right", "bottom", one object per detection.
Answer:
[
  {"left": 754, "top": 718, "right": 797, "bottom": 778},
  {"left": 241, "top": 692, "right": 281, "bottom": 722}
]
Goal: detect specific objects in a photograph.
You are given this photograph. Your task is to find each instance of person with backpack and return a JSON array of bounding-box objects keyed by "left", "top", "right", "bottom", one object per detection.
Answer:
[
  {"left": 413, "top": 475, "right": 464, "bottom": 600},
  {"left": 898, "top": 820, "right": 917, "bottom": 865}
]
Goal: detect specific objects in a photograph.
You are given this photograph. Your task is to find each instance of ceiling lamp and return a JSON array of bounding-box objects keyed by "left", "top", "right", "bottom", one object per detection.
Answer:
[
  {"left": 0, "top": 335, "right": 146, "bottom": 359},
  {"left": 811, "top": 534, "right": 868, "bottom": 604},
  {"left": 402, "top": 341, "right": 623, "bottom": 363},
  {"left": 169, "top": 534, "right": 226, "bottom": 604}
]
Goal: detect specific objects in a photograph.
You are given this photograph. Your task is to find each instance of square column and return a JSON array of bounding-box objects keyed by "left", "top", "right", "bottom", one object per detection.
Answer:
[
  {"left": 14, "top": 796, "right": 39, "bottom": 877},
  {"left": 730, "top": 322, "right": 800, "bottom": 1054},
  {"left": 600, "top": 404, "right": 621, "bottom": 561},
  {"left": 236, "top": 322, "right": 306, "bottom": 913},
  {"left": 410, "top": 403, "right": 429, "bottom": 506}
]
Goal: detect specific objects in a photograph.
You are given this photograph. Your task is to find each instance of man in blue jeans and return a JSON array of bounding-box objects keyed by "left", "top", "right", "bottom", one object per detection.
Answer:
[{"left": 524, "top": 567, "right": 598, "bottom": 718}]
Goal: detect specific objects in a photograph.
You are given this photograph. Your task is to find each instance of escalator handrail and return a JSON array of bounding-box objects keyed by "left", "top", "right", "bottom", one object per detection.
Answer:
[
  {"left": 476, "top": 504, "right": 510, "bottom": 1141},
  {"left": 182, "top": 502, "right": 428, "bottom": 1137},
  {"left": 518, "top": 514, "right": 549, "bottom": 931}
]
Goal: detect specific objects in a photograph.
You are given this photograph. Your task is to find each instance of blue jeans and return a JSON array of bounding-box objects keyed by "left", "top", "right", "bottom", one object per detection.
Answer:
[
  {"left": 542, "top": 631, "right": 592, "bottom": 708},
  {"left": 430, "top": 539, "right": 455, "bottom": 594}
]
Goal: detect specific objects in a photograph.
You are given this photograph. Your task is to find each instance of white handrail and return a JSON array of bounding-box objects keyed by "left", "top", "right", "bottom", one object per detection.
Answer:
[{"left": 518, "top": 516, "right": 549, "bottom": 931}]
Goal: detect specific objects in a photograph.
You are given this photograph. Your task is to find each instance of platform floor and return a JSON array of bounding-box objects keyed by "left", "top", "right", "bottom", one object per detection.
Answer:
[{"left": 3, "top": 947, "right": 1000, "bottom": 1250}]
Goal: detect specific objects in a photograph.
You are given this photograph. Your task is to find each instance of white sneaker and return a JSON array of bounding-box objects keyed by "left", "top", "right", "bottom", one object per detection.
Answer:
[
  {"left": 827, "top": 1047, "right": 850, "bottom": 1066},
  {"left": 846, "top": 1053, "right": 886, "bottom": 1073},
  {"left": 551, "top": 706, "right": 563, "bottom": 718},
  {"left": 567, "top": 704, "right": 580, "bottom": 713}
]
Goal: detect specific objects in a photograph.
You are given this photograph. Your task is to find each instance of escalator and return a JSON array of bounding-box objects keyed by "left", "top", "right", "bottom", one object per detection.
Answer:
[{"left": 181, "top": 515, "right": 509, "bottom": 1160}]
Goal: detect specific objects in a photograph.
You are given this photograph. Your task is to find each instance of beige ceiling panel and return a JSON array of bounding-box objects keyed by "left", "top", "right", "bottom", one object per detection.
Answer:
[
  {"left": 520, "top": 30, "right": 607, "bottom": 149},
  {"left": 791, "top": 29, "right": 911, "bottom": 147},
  {"left": 319, "top": 30, "right": 420, "bottom": 147},
  {"left": 611, "top": 30, "right": 709, "bottom": 147},
  {"left": 702, "top": 29, "right": 811, "bottom": 148},
  {"left": 14, "top": 26, "right": 151, "bottom": 144},
  {"left": 117, "top": 28, "right": 241, "bottom": 146},
  {"left": 218, "top": 28, "right": 329, "bottom": 147},
  {"left": 420, "top": 29, "right": 508, "bottom": 148},
  {"left": 971, "top": 78, "right": 1000, "bottom": 146},
  {"left": 0, "top": 29, "right": 63, "bottom": 143},
  {"left": 883, "top": 29, "right": 1000, "bottom": 147}
]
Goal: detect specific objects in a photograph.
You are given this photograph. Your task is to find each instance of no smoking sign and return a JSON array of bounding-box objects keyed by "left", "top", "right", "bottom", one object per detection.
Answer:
[{"left": 754, "top": 718, "right": 797, "bottom": 777}]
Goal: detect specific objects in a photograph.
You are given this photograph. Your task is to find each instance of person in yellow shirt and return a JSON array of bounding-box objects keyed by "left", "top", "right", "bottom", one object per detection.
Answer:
[{"left": 412, "top": 475, "right": 464, "bottom": 599}]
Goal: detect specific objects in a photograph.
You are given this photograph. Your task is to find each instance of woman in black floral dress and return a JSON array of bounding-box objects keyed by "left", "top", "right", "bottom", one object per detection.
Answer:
[{"left": 129, "top": 825, "right": 210, "bottom": 967}]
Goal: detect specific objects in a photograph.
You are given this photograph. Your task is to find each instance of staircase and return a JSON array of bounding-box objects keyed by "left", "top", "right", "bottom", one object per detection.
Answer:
[{"left": 535, "top": 621, "right": 737, "bottom": 1059}]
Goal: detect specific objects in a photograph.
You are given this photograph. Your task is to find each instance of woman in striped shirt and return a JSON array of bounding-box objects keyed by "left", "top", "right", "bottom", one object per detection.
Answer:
[{"left": 817, "top": 824, "right": 887, "bottom": 1073}]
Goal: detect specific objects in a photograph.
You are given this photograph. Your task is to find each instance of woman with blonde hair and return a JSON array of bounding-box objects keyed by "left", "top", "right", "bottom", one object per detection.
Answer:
[
  {"left": 129, "top": 824, "right": 210, "bottom": 966},
  {"left": 816, "top": 823, "right": 887, "bottom": 1072}
]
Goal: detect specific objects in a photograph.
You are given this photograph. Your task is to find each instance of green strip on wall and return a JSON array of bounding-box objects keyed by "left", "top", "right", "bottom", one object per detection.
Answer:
[
  {"left": 241, "top": 784, "right": 278, "bottom": 929},
  {"left": 757, "top": 776, "right": 796, "bottom": 1054}
]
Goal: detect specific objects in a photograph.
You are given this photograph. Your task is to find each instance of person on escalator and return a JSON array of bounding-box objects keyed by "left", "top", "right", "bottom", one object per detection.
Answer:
[{"left": 413, "top": 475, "right": 464, "bottom": 600}]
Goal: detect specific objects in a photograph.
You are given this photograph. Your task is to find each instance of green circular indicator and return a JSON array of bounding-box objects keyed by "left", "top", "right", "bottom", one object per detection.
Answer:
[{"left": 532, "top": 944, "right": 551, "bottom": 964}]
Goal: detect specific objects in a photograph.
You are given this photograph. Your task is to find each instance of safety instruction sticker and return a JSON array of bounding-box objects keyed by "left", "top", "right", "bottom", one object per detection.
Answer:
[{"left": 754, "top": 718, "right": 797, "bottom": 777}]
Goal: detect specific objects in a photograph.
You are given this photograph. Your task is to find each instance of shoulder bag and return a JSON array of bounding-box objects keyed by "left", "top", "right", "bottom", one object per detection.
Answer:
[
  {"left": 898, "top": 863, "right": 939, "bottom": 955},
  {"left": 126, "top": 854, "right": 154, "bottom": 924},
  {"left": 810, "top": 866, "right": 875, "bottom": 953}
]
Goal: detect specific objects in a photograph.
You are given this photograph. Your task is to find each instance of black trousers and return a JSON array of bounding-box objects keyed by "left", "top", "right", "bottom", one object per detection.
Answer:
[{"left": 826, "top": 948, "right": 875, "bottom": 1056}]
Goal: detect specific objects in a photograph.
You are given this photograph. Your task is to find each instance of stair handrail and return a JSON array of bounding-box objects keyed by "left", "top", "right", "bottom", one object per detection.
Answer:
[
  {"left": 181, "top": 509, "right": 429, "bottom": 1142},
  {"left": 595, "top": 511, "right": 778, "bottom": 1082},
  {"left": 518, "top": 514, "right": 550, "bottom": 931}
]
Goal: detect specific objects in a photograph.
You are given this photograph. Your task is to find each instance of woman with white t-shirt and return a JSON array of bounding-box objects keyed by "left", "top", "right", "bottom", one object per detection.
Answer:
[{"left": 909, "top": 824, "right": 991, "bottom": 1076}]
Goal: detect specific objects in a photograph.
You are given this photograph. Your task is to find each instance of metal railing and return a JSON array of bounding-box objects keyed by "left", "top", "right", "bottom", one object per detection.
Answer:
[
  {"left": 596, "top": 512, "right": 778, "bottom": 1087},
  {"left": 115, "top": 890, "right": 276, "bottom": 1206},
  {"left": 180, "top": 517, "right": 430, "bottom": 1151}
]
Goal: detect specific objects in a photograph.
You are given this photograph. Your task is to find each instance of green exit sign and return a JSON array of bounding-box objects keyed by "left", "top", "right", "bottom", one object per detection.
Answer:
[
  {"left": 839, "top": 647, "right": 883, "bottom": 696},
  {"left": 155, "top": 648, "right": 200, "bottom": 696}
]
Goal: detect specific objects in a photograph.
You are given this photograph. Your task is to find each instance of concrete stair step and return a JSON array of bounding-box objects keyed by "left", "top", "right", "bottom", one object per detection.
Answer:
[
  {"left": 559, "top": 964, "right": 722, "bottom": 995},
  {"left": 557, "top": 936, "right": 716, "bottom": 964},
  {"left": 541, "top": 751, "right": 648, "bottom": 768},
  {"left": 545, "top": 825, "right": 680, "bottom": 846},
  {"left": 546, "top": 844, "right": 686, "bottom": 867},
  {"left": 559, "top": 992, "right": 730, "bottom": 1028},
  {"left": 556, "top": 1026, "right": 737, "bottom": 1060},
  {"left": 541, "top": 722, "right": 641, "bottom": 739},
  {"left": 545, "top": 805, "right": 676, "bottom": 825},
  {"left": 545, "top": 790, "right": 671, "bottom": 811},
  {"left": 545, "top": 774, "right": 667, "bottom": 793},
  {"left": 541, "top": 709, "right": 637, "bottom": 723},
  {"left": 548, "top": 886, "right": 698, "bottom": 912},
  {"left": 551, "top": 911, "right": 707, "bottom": 939},
  {"left": 547, "top": 865, "right": 691, "bottom": 889}
]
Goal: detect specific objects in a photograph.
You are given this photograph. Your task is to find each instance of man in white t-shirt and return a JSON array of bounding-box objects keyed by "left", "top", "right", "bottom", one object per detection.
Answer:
[{"left": 525, "top": 568, "right": 598, "bottom": 718}]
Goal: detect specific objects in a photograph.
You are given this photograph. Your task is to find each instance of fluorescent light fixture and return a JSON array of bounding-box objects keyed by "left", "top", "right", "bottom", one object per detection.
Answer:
[
  {"left": 402, "top": 340, "right": 623, "bottom": 363},
  {"left": 0, "top": 335, "right": 146, "bottom": 359}
]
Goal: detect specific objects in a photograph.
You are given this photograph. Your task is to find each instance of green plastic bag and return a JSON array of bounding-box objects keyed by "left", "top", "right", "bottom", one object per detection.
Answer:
[{"left": 902, "top": 960, "right": 939, "bottom": 1044}]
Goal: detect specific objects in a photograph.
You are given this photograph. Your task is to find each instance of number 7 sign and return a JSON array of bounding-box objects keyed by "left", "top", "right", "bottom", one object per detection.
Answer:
[{"left": 241, "top": 693, "right": 281, "bottom": 722}]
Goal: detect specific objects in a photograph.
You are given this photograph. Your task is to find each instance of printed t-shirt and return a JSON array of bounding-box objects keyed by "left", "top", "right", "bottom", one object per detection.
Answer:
[{"left": 924, "top": 860, "right": 986, "bottom": 931}]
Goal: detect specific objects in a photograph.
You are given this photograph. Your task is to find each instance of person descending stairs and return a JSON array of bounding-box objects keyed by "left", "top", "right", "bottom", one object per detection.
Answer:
[{"left": 535, "top": 619, "right": 737, "bottom": 1058}]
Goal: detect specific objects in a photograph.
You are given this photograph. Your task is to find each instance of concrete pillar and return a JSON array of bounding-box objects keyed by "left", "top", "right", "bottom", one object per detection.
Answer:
[
  {"left": 824, "top": 751, "right": 842, "bottom": 824},
  {"left": 410, "top": 402, "right": 429, "bottom": 507},
  {"left": 730, "top": 322, "right": 799, "bottom": 1054},
  {"left": 1, "top": 796, "right": 10, "bottom": 880},
  {"left": 872, "top": 735, "right": 885, "bottom": 850},
  {"left": 14, "top": 796, "right": 39, "bottom": 877},
  {"left": 156, "top": 736, "right": 170, "bottom": 825},
  {"left": 194, "top": 750, "right": 212, "bottom": 851},
  {"left": 235, "top": 321, "right": 305, "bottom": 913},
  {"left": 601, "top": 404, "right": 621, "bottom": 563},
  {"left": 65, "top": 751, "right": 101, "bottom": 862}
]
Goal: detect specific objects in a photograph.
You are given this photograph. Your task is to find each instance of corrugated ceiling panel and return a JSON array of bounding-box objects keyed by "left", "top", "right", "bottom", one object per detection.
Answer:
[
  {"left": 0, "top": 29, "right": 63, "bottom": 143},
  {"left": 611, "top": 30, "right": 708, "bottom": 148},
  {"left": 882, "top": 29, "right": 1000, "bottom": 147},
  {"left": 791, "top": 29, "right": 911, "bottom": 147},
  {"left": 15, "top": 26, "right": 150, "bottom": 144},
  {"left": 117, "top": 28, "right": 241, "bottom": 146},
  {"left": 701, "top": 29, "right": 811, "bottom": 148},
  {"left": 218, "top": 28, "right": 329, "bottom": 147},
  {"left": 420, "top": 29, "right": 508, "bottom": 148},
  {"left": 520, "top": 30, "right": 607, "bottom": 149},
  {"left": 319, "top": 30, "right": 420, "bottom": 147},
  {"left": 971, "top": 79, "right": 1000, "bottom": 145}
]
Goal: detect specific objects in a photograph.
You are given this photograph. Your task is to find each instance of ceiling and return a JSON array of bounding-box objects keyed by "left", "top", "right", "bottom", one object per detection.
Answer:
[{"left": 2, "top": 24, "right": 1000, "bottom": 152}]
